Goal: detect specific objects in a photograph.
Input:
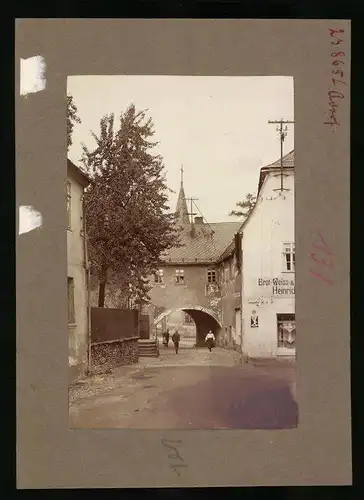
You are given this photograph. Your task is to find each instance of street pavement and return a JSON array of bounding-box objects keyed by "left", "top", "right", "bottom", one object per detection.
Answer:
[{"left": 69, "top": 347, "right": 297, "bottom": 430}]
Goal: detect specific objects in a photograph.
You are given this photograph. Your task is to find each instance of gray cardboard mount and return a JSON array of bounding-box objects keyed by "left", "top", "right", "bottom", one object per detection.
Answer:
[{"left": 15, "top": 19, "right": 351, "bottom": 488}]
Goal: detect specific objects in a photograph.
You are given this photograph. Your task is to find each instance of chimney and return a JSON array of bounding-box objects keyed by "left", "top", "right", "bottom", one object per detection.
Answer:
[{"left": 194, "top": 216, "right": 204, "bottom": 224}]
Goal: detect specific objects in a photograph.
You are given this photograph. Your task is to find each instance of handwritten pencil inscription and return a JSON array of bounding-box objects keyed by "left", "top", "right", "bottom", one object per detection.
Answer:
[
  {"left": 324, "top": 28, "right": 347, "bottom": 129},
  {"left": 161, "top": 439, "right": 188, "bottom": 477}
]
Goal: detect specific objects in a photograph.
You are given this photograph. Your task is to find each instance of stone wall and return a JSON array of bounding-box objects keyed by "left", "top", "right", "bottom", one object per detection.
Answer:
[{"left": 91, "top": 337, "right": 139, "bottom": 374}]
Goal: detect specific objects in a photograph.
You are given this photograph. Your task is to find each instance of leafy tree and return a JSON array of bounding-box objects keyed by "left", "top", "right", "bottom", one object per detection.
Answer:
[
  {"left": 67, "top": 95, "right": 81, "bottom": 150},
  {"left": 82, "top": 104, "right": 181, "bottom": 308},
  {"left": 229, "top": 192, "right": 257, "bottom": 219}
]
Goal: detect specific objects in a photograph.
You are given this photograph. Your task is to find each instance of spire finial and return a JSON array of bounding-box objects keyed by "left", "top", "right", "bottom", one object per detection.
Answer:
[{"left": 180, "top": 164, "right": 184, "bottom": 185}]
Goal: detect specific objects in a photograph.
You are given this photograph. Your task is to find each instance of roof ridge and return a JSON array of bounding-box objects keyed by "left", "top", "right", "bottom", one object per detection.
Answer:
[{"left": 264, "top": 149, "right": 294, "bottom": 169}]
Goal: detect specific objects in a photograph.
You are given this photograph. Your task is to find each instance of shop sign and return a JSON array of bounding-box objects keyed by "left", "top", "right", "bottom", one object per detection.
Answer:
[{"left": 257, "top": 277, "right": 295, "bottom": 297}]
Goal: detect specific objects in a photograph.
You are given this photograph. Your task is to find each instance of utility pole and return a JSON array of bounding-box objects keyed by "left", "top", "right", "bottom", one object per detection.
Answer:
[
  {"left": 184, "top": 197, "right": 198, "bottom": 225},
  {"left": 268, "top": 118, "right": 294, "bottom": 192}
]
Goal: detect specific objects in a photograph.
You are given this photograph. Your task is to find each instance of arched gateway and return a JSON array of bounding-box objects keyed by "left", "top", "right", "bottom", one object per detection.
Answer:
[
  {"left": 153, "top": 306, "right": 222, "bottom": 347},
  {"left": 148, "top": 169, "right": 241, "bottom": 349}
]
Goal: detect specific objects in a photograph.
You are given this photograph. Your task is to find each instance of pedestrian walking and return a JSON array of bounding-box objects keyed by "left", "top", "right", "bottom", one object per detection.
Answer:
[
  {"left": 172, "top": 330, "right": 180, "bottom": 354},
  {"left": 163, "top": 329, "right": 170, "bottom": 348},
  {"left": 205, "top": 330, "right": 216, "bottom": 352}
]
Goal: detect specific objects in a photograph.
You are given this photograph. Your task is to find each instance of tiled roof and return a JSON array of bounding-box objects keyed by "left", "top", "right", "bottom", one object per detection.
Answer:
[
  {"left": 218, "top": 239, "right": 235, "bottom": 262},
  {"left": 161, "top": 221, "right": 242, "bottom": 264},
  {"left": 258, "top": 149, "right": 294, "bottom": 193}
]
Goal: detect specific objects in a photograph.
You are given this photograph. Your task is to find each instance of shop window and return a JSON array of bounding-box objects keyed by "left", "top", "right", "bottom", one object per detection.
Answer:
[{"left": 277, "top": 314, "right": 296, "bottom": 348}]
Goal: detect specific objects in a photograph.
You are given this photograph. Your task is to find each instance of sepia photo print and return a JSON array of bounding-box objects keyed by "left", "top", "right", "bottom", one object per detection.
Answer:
[{"left": 67, "top": 75, "right": 296, "bottom": 430}]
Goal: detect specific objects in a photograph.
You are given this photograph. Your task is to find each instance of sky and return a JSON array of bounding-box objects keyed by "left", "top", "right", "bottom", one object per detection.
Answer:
[{"left": 67, "top": 75, "right": 294, "bottom": 223}]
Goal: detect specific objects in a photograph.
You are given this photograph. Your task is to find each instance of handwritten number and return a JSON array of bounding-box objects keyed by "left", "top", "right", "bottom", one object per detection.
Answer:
[
  {"left": 310, "top": 253, "right": 334, "bottom": 268},
  {"left": 332, "top": 69, "right": 344, "bottom": 77},
  {"left": 329, "top": 28, "right": 344, "bottom": 35},
  {"left": 332, "top": 59, "right": 345, "bottom": 66},
  {"left": 309, "top": 269, "right": 333, "bottom": 286},
  {"left": 329, "top": 28, "right": 344, "bottom": 46},
  {"left": 331, "top": 51, "right": 345, "bottom": 57},
  {"left": 332, "top": 79, "right": 347, "bottom": 86},
  {"left": 310, "top": 232, "right": 334, "bottom": 285},
  {"left": 312, "top": 231, "right": 333, "bottom": 256}
]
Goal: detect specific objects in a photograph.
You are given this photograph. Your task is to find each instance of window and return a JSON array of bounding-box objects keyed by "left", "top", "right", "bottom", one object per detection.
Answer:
[
  {"left": 207, "top": 268, "right": 216, "bottom": 283},
  {"left": 154, "top": 269, "right": 164, "bottom": 284},
  {"left": 175, "top": 269, "right": 185, "bottom": 284},
  {"left": 283, "top": 242, "right": 295, "bottom": 272},
  {"left": 68, "top": 277, "right": 75, "bottom": 324},
  {"left": 66, "top": 181, "right": 72, "bottom": 230},
  {"left": 277, "top": 314, "right": 296, "bottom": 349},
  {"left": 184, "top": 312, "right": 194, "bottom": 324}
]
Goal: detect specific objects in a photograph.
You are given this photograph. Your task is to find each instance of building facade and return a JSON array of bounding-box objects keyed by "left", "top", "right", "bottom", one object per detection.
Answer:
[
  {"left": 240, "top": 150, "right": 295, "bottom": 359},
  {"left": 67, "top": 159, "right": 92, "bottom": 381},
  {"left": 148, "top": 175, "right": 242, "bottom": 346},
  {"left": 217, "top": 241, "right": 242, "bottom": 350}
]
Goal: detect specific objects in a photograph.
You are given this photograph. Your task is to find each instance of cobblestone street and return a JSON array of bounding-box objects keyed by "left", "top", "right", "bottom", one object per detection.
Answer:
[{"left": 69, "top": 347, "right": 297, "bottom": 430}]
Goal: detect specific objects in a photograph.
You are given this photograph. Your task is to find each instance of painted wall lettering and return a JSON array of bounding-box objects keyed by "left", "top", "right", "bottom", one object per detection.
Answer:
[
  {"left": 257, "top": 277, "right": 295, "bottom": 297},
  {"left": 309, "top": 230, "right": 334, "bottom": 285},
  {"left": 324, "top": 28, "right": 347, "bottom": 129}
]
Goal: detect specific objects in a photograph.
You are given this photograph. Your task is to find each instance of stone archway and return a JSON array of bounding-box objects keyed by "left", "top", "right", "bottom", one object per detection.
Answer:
[{"left": 153, "top": 306, "right": 222, "bottom": 347}]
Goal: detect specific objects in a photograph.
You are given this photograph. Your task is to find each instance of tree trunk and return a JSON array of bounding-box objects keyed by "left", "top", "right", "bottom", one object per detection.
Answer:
[{"left": 98, "top": 280, "right": 106, "bottom": 307}]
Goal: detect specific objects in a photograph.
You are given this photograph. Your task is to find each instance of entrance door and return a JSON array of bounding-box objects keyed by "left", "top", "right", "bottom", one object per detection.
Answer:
[{"left": 277, "top": 314, "right": 296, "bottom": 356}]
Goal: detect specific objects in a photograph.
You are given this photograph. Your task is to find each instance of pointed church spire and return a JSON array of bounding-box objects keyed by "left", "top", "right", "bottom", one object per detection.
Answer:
[{"left": 175, "top": 165, "right": 190, "bottom": 225}]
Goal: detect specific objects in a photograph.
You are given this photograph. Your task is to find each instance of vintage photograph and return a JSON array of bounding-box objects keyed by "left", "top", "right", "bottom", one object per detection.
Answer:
[{"left": 67, "top": 75, "right": 296, "bottom": 429}]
